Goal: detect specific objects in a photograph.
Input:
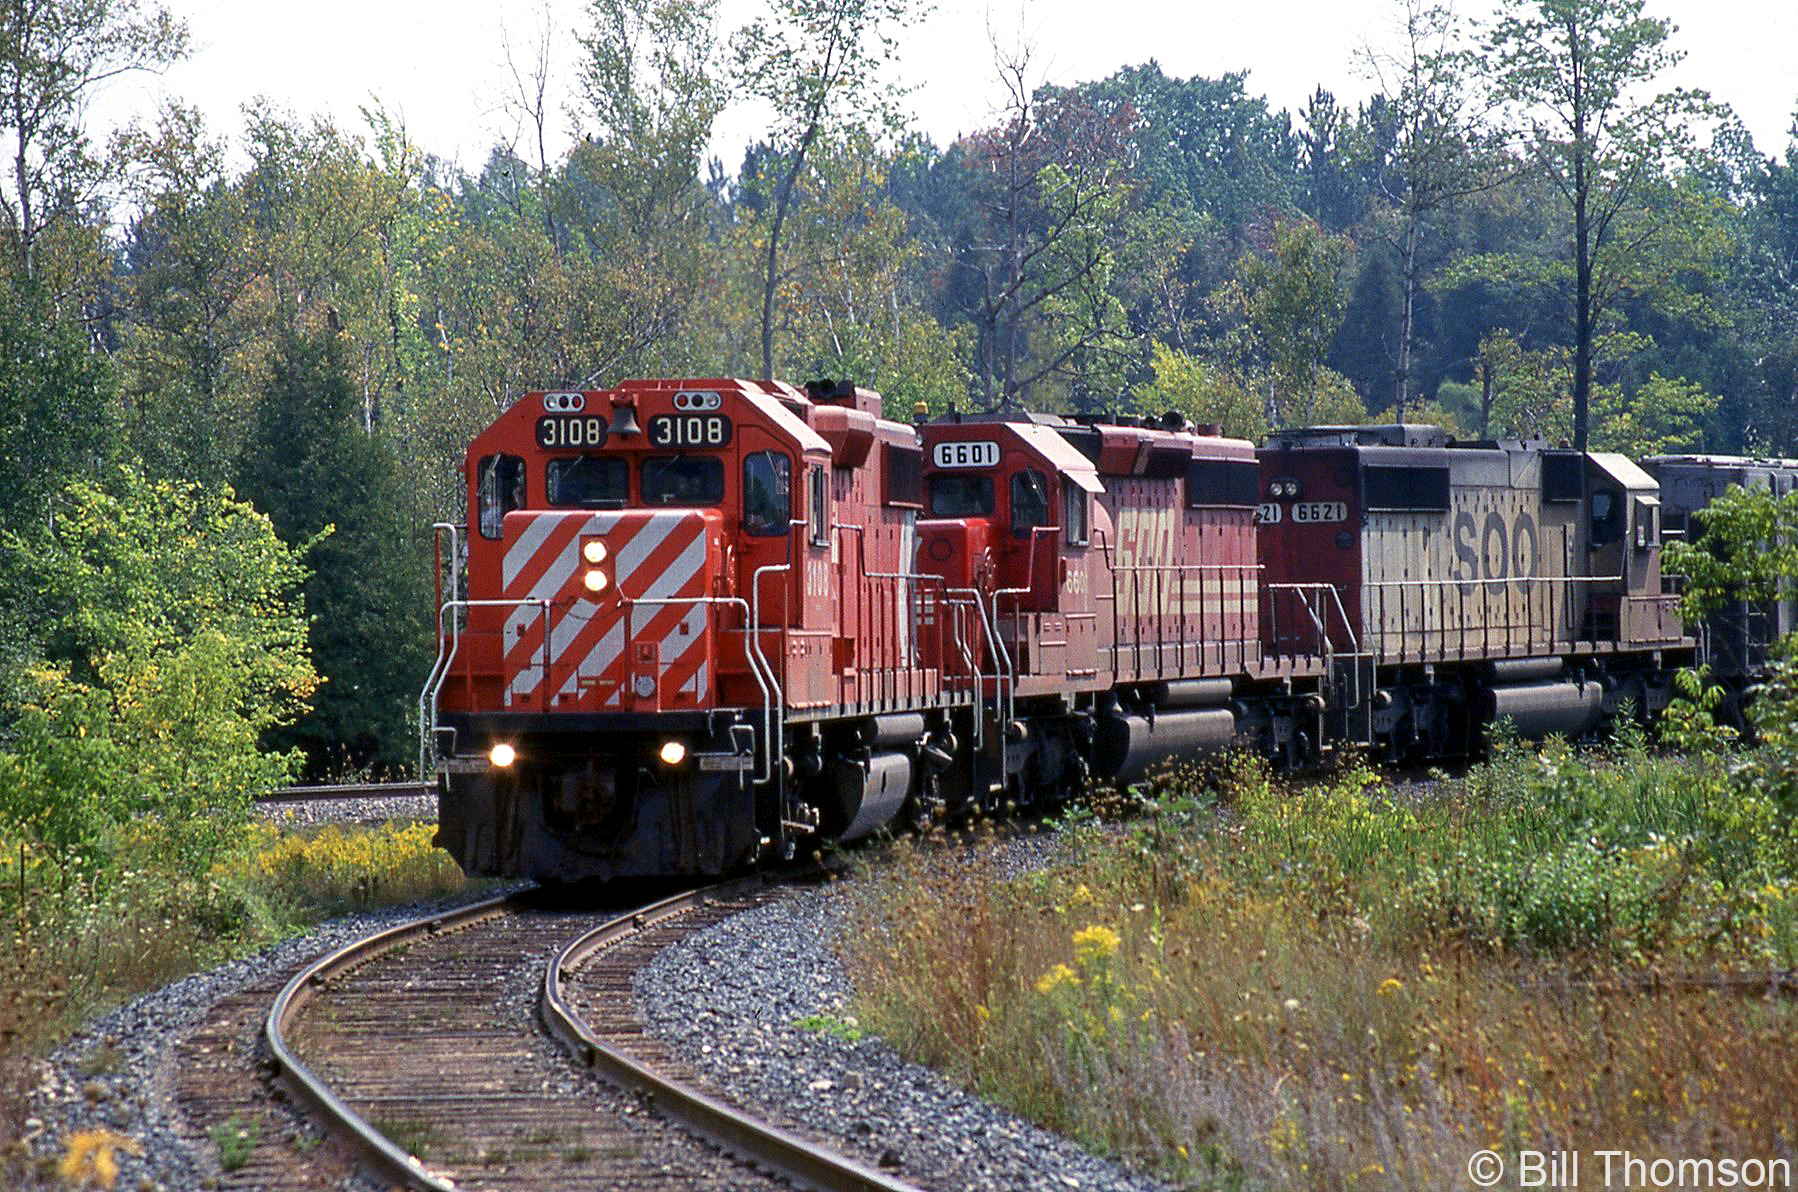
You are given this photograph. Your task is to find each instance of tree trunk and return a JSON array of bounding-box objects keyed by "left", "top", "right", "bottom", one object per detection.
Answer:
[
  {"left": 761, "top": 127, "right": 816, "bottom": 381},
  {"left": 1396, "top": 212, "right": 1419, "bottom": 424}
]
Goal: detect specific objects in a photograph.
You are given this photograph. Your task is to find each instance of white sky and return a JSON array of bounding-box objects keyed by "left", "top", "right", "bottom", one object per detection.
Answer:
[{"left": 89, "top": 0, "right": 1798, "bottom": 179}]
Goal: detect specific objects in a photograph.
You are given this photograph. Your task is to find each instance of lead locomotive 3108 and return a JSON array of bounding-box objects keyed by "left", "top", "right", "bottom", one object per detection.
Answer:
[{"left": 421, "top": 377, "right": 1767, "bottom": 882}]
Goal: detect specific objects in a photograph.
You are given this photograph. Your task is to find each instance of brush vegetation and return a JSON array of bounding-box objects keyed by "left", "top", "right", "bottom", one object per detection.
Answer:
[{"left": 844, "top": 701, "right": 1798, "bottom": 1188}]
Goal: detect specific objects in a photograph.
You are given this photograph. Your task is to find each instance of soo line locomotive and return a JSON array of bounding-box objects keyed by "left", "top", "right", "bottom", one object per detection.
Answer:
[{"left": 420, "top": 377, "right": 1779, "bottom": 882}]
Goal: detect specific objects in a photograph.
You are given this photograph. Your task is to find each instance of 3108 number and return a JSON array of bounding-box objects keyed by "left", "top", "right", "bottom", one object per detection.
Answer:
[
  {"left": 536, "top": 416, "right": 608, "bottom": 449},
  {"left": 647, "top": 414, "right": 732, "bottom": 448}
]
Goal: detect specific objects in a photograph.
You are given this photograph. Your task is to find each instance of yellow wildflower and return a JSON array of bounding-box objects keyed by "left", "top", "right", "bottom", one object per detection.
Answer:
[
  {"left": 1378, "top": 977, "right": 1404, "bottom": 996},
  {"left": 58, "top": 1130, "right": 142, "bottom": 1191},
  {"left": 1072, "top": 924, "right": 1120, "bottom": 964},
  {"left": 1036, "top": 963, "right": 1079, "bottom": 995}
]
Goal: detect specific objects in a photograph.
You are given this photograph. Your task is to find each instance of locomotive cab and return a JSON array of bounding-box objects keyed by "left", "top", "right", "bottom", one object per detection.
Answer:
[{"left": 917, "top": 414, "right": 1105, "bottom": 695}]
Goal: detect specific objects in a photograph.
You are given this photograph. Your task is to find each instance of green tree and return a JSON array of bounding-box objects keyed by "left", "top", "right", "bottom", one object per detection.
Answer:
[
  {"left": 1220, "top": 216, "right": 1357, "bottom": 426},
  {"left": 234, "top": 331, "right": 432, "bottom": 776},
  {"left": 0, "top": 273, "right": 115, "bottom": 531},
  {"left": 1137, "top": 341, "right": 1269, "bottom": 441},
  {"left": 1590, "top": 371, "right": 1718, "bottom": 456},
  {"left": 731, "top": 0, "right": 918, "bottom": 379},
  {"left": 0, "top": 467, "right": 315, "bottom": 880},
  {"left": 0, "top": 0, "right": 187, "bottom": 280},
  {"left": 1363, "top": 0, "right": 1498, "bottom": 419},
  {"left": 1486, "top": 0, "right": 1715, "bottom": 449}
]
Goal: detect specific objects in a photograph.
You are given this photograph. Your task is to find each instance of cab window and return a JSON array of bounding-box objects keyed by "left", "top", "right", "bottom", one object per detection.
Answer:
[
  {"left": 744, "top": 451, "right": 792, "bottom": 536},
  {"left": 545, "top": 456, "right": 628, "bottom": 508},
  {"left": 1064, "top": 482, "right": 1089, "bottom": 546},
  {"left": 927, "top": 473, "right": 994, "bottom": 518},
  {"left": 808, "top": 464, "right": 829, "bottom": 546},
  {"left": 1011, "top": 469, "right": 1050, "bottom": 538},
  {"left": 1590, "top": 488, "right": 1624, "bottom": 547},
  {"left": 641, "top": 456, "right": 724, "bottom": 506},
  {"left": 477, "top": 453, "right": 525, "bottom": 539}
]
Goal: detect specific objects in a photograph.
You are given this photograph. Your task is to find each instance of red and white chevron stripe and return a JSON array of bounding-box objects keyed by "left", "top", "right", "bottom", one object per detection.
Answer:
[{"left": 497, "top": 510, "right": 714, "bottom": 711}]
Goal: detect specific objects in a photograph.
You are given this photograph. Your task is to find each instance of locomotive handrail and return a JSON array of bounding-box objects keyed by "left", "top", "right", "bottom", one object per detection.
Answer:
[
  {"left": 947, "top": 585, "right": 1007, "bottom": 773},
  {"left": 1088, "top": 528, "right": 1263, "bottom": 678},
  {"left": 1360, "top": 573, "right": 1625, "bottom": 663},
  {"left": 417, "top": 523, "right": 465, "bottom": 778},
  {"left": 419, "top": 596, "right": 549, "bottom": 778},
  {"left": 1265, "top": 582, "right": 1359, "bottom": 657},
  {"left": 834, "top": 520, "right": 958, "bottom": 708},
  {"left": 750, "top": 518, "right": 808, "bottom": 799}
]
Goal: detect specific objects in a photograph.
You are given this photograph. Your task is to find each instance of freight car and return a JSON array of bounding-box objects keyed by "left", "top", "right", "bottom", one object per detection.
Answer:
[{"left": 421, "top": 379, "right": 1724, "bottom": 883}]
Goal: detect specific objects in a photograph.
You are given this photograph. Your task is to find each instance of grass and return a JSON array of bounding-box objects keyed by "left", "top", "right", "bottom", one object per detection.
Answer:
[
  {"left": 841, "top": 738, "right": 1798, "bottom": 1189},
  {"left": 209, "top": 1115, "right": 260, "bottom": 1172},
  {"left": 0, "top": 815, "right": 480, "bottom": 1184}
]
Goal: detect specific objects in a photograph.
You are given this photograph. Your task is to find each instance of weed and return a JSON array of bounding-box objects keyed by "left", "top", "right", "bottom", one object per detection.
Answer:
[
  {"left": 209, "top": 1116, "right": 259, "bottom": 1172},
  {"left": 794, "top": 1013, "right": 866, "bottom": 1042},
  {"left": 78, "top": 1046, "right": 124, "bottom": 1077},
  {"left": 369, "top": 1114, "right": 441, "bottom": 1160},
  {"left": 843, "top": 742, "right": 1798, "bottom": 1188}
]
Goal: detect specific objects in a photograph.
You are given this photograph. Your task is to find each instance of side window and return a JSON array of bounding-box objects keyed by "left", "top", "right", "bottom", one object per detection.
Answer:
[
  {"left": 808, "top": 464, "right": 829, "bottom": 546},
  {"left": 1063, "top": 482, "right": 1089, "bottom": 546},
  {"left": 477, "top": 453, "right": 526, "bottom": 539},
  {"left": 1011, "top": 469, "right": 1050, "bottom": 538},
  {"left": 1590, "top": 489, "right": 1623, "bottom": 547},
  {"left": 743, "top": 451, "right": 792, "bottom": 536}
]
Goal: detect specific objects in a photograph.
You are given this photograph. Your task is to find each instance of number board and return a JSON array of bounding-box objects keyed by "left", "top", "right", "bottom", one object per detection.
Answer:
[
  {"left": 1292, "top": 501, "right": 1348, "bottom": 524},
  {"left": 647, "top": 413, "right": 732, "bottom": 448},
  {"left": 536, "top": 416, "right": 609, "bottom": 450},
  {"left": 931, "top": 440, "right": 1000, "bottom": 469}
]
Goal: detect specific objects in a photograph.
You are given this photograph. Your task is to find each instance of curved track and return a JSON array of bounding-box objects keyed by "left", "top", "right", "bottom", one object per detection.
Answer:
[{"left": 264, "top": 880, "right": 919, "bottom": 1191}]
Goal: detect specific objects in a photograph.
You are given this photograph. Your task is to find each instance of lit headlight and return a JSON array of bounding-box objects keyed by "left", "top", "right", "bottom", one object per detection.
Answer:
[
  {"left": 582, "top": 539, "right": 607, "bottom": 564},
  {"left": 489, "top": 743, "right": 517, "bottom": 768},
  {"left": 583, "top": 568, "right": 609, "bottom": 593},
  {"left": 658, "top": 740, "right": 688, "bottom": 766}
]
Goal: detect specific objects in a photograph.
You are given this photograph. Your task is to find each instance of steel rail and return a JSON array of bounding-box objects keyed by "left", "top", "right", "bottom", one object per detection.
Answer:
[
  {"left": 256, "top": 780, "right": 434, "bottom": 803},
  {"left": 263, "top": 890, "right": 524, "bottom": 1191},
  {"left": 542, "top": 878, "right": 925, "bottom": 1192}
]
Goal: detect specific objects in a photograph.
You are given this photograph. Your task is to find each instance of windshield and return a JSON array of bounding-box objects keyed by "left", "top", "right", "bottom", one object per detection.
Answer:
[
  {"left": 641, "top": 455, "right": 724, "bottom": 506},
  {"left": 927, "top": 472, "right": 995, "bottom": 517},
  {"left": 546, "top": 456, "right": 628, "bottom": 507}
]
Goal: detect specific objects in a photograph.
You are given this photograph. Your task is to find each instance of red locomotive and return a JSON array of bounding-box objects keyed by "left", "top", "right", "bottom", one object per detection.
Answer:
[{"left": 423, "top": 378, "right": 1700, "bottom": 882}]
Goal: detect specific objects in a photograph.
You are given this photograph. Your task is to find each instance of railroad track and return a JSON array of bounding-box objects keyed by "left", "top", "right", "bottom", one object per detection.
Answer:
[
  {"left": 256, "top": 781, "right": 434, "bottom": 803},
  {"left": 262, "top": 879, "right": 920, "bottom": 1191}
]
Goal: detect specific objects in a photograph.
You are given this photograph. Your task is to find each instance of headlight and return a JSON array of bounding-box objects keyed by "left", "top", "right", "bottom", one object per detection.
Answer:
[
  {"left": 583, "top": 568, "right": 609, "bottom": 593},
  {"left": 658, "top": 740, "right": 688, "bottom": 766},
  {"left": 489, "top": 743, "right": 517, "bottom": 768},
  {"left": 582, "top": 539, "right": 607, "bottom": 564}
]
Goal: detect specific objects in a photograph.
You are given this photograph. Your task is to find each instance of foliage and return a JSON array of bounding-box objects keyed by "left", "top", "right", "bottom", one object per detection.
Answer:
[
  {"left": 234, "top": 330, "right": 432, "bottom": 776},
  {"left": 1485, "top": 0, "right": 1720, "bottom": 448},
  {"left": 1662, "top": 483, "right": 1798, "bottom": 618},
  {"left": 0, "top": 0, "right": 188, "bottom": 282},
  {"left": 0, "top": 274, "right": 117, "bottom": 531},
  {"left": 844, "top": 742, "right": 1798, "bottom": 1186},
  {"left": 0, "top": 467, "right": 315, "bottom": 881},
  {"left": 1137, "top": 342, "right": 1268, "bottom": 441}
]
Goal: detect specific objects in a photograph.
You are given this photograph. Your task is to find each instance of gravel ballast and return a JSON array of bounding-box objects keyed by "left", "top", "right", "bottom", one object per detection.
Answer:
[
  {"left": 635, "top": 842, "right": 1168, "bottom": 1192},
  {"left": 23, "top": 885, "right": 517, "bottom": 1192}
]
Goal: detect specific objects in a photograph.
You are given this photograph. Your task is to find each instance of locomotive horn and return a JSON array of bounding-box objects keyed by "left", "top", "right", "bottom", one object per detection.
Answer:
[{"left": 609, "top": 402, "right": 642, "bottom": 437}]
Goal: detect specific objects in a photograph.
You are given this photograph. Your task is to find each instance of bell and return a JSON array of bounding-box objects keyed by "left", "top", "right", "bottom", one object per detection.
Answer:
[{"left": 609, "top": 402, "right": 641, "bottom": 437}]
